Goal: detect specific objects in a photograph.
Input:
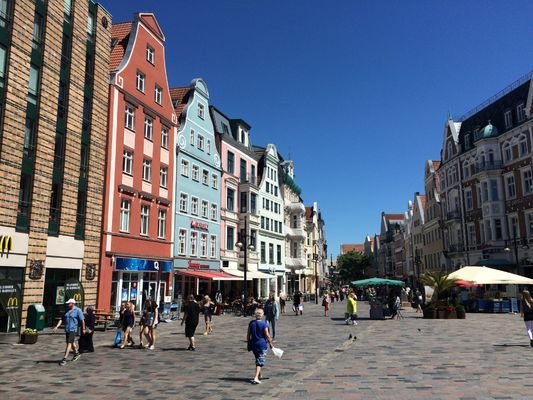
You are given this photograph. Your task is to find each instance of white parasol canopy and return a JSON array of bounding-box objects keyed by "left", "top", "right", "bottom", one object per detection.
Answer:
[{"left": 448, "top": 266, "right": 533, "bottom": 285}]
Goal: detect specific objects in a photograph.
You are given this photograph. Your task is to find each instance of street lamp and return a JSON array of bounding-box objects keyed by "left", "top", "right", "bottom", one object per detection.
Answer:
[
  {"left": 235, "top": 215, "right": 254, "bottom": 315},
  {"left": 313, "top": 241, "right": 321, "bottom": 304}
]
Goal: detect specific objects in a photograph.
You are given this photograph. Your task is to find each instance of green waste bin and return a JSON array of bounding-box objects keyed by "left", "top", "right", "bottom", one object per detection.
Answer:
[{"left": 27, "top": 304, "right": 45, "bottom": 331}]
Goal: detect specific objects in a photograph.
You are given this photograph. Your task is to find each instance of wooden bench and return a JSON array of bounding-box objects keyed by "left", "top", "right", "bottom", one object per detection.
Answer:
[{"left": 94, "top": 310, "right": 116, "bottom": 331}]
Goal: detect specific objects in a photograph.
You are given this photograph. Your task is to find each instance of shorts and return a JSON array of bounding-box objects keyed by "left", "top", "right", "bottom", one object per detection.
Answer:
[
  {"left": 65, "top": 331, "right": 76, "bottom": 344},
  {"left": 253, "top": 349, "right": 267, "bottom": 367},
  {"left": 350, "top": 313, "right": 358, "bottom": 321},
  {"left": 204, "top": 314, "right": 212, "bottom": 322}
]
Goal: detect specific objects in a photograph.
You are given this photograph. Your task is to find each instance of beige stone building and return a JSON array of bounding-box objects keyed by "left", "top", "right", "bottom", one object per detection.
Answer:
[{"left": 0, "top": 0, "right": 110, "bottom": 331}]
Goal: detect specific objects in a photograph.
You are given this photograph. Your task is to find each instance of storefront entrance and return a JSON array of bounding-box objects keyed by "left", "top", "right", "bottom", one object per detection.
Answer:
[
  {"left": 43, "top": 268, "right": 80, "bottom": 327},
  {"left": 0, "top": 268, "right": 23, "bottom": 333}
]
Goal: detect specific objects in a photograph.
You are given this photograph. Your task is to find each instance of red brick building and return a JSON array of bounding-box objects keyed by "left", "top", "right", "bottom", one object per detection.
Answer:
[{"left": 97, "top": 13, "right": 177, "bottom": 310}]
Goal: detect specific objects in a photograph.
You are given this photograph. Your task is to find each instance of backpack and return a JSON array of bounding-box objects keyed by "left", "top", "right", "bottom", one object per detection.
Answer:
[{"left": 264, "top": 301, "right": 274, "bottom": 317}]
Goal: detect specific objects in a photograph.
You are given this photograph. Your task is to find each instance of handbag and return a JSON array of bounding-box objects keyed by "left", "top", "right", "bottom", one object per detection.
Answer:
[{"left": 113, "top": 328, "right": 122, "bottom": 347}]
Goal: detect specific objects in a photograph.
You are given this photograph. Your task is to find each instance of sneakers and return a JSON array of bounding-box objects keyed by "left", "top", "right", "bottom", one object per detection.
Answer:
[
  {"left": 58, "top": 358, "right": 67, "bottom": 366},
  {"left": 72, "top": 352, "right": 81, "bottom": 361},
  {"left": 148, "top": 345, "right": 154, "bottom": 350},
  {"left": 352, "top": 321, "right": 358, "bottom": 326},
  {"left": 250, "top": 379, "right": 261, "bottom": 384}
]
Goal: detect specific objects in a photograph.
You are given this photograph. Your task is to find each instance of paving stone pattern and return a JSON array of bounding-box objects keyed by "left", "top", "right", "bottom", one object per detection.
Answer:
[{"left": 1, "top": 301, "right": 532, "bottom": 400}]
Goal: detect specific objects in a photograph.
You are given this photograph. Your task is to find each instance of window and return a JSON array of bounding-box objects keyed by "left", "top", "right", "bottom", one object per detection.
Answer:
[
  {"left": 86, "top": 11, "right": 95, "bottom": 40},
  {"left": 292, "top": 214, "right": 298, "bottom": 229},
  {"left": 261, "top": 216, "right": 264, "bottom": 229},
  {"left": 251, "top": 193, "right": 257, "bottom": 214},
  {"left": 159, "top": 167, "right": 168, "bottom": 188},
  {"left": 495, "top": 219, "right": 502, "bottom": 240},
  {"left": 1, "top": 0, "right": 11, "bottom": 27},
  {"left": 504, "top": 110, "right": 512, "bottom": 129},
  {"left": 240, "top": 159, "right": 247, "bottom": 183},
  {"left": 227, "top": 151, "right": 234, "bottom": 174},
  {"left": 142, "top": 159, "right": 152, "bottom": 182},
  {"left": 179, "top": 193, "right": 188, "bottom": 213},
  {"left": 197, "top": 135, "right": 204, "bottom": 151},
  {"left": 468, "top": 224, "right": 476, "bottom": 246},
  {"left": 144, "top": 117, "right": 153, "bottom": 140},
  {"left": 210, "top": 204, "right": 217, "bottom": 221},
  {"left": 226, "top": 226, "right": 234, "bottom": 250},
  {"left": 211, "top": 174, "right": 218, "bottom": 189},
  {"left": 527, "top": 213, "right": 533, "bottom": 237},
  {"left": 490, "top": 179, "right": 498, "bottom": 201},
  {"left": 191, "top": 197, "right": 198, "bottom": 215},
  {"left": 504, "top": 143, "right": 512, "bottom": 162},
  {"left": 520, "top": 136, "right": 528, "bottom": 156},
  {"left": 197, "top": 103, "right": 205, "bottom": 119},
  {"left": 465, "top": 189, "right": 473, "bottom": 210},
  {"left": 181, "top": 159, "right": 189, "bottom": 177},
  {"left": 161, "top": 127, "right": 168, "bottom": 149},
  {"left": 119, "top": 199, "right": 131, "bottom": 232},
  {"left": 506, "top": 175, "right": 516, "bottom": 199},
  {"left": 155, "top": 85, "right": 162, "bottom": 104},
  {"left": 157, "top": 209, "right": 166, "bottom": 238},
  {"left": 201, "top": 200, "right": 208, "bottom": 218},
  {"left": 482, "top": 181, "right": 488, "bottom": 203},
  {"left": 190, "top": 231, "right": 197, "bottom": 256},
  {"left": 227, "top": 188, "right": 235, "bottom": 211},
  {"left": 32, "top": 12, "right": 44, "bottom": 50},
  {"left": 136, "top": 71, "right": 145, "bottom": 92},
  {"left": 517, "top": 103, "right": 526, "bottom": 123},
  {"left": 190, "top": 129, "right": 195, "bottom": 146},
  {"left": 140, "top": 204, "right": 150, "bottom": 236},
  {"left": 222, "top": 123, "right": 229, "bottom": 134},
  {"left": 260, "top": 242, "right": 266, "bottom": 263},
  {"left": 200, "top": 234, "right": 207, "bottom": 257},
  {"left": 146, "top": 45, "right": 155, "bottom": 64},
  {"left": 192, "top": 165, "right": 199, "bottom": 181},
  {"left": 291, "top": 241, "right": 298, "bottom": 258},
  {"left": 509, "top": 216, "right": 518, "bottom": 238},
  {"left": 523, "top": 169, "right": 533, "bottom": 194},
  {"left": 269, "top": 243, "right": 274, "bottom": 264},
  {"left": 178, "top": 229, "right": 186, "bottom": 255},
  {"left": 210, "top": 236, "right": 216, "bottom": 258},
  {"left": 0, "top": 46, "right": 6, "bottom": 88},
  {"left": 122, "top": 149, "right": 133, "bottom": 174},
  {"left": 28, "top": 64, "right": 40, "bottom": 103},
  {"left": 202, "top": 169, "right": 209, "bottom": 185},
  {"left": 206, "top": 139, "right": 211, "bottom": 154},
  {"left": 463, "top": 162, "right": 470, "bottom": 179},
  {"left": 125, "top": 105, "right": 135, "bottom": 130},
  {"left": 240, "top": 192, "right": 248, "bottom": 213}
]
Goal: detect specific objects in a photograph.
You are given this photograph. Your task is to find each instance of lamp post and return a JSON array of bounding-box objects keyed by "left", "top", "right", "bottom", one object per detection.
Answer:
[
  {"left": 236, "top": 215, "right": 255, "bottom": 315},
  {"left": 313, "top": 241, "right": 321, "bottom": 304},
  {"left": 504, "top": 234, "right": 528, "bottom": 276}
]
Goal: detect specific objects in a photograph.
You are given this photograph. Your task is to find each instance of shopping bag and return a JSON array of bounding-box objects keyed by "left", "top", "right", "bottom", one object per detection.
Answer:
[
  {"left": 113, "top": 328, "right": 122, "bottom": 347},
  {"left": 272, "top": 346, "right": 284, "bottom": 359}
]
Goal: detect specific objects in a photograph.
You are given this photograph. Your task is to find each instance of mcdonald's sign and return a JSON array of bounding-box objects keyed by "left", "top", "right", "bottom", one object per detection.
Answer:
[
  {"left": 7, "top": 296, "right": 18, "bottom": 308},
  {"left": 0, "top": 235, "right": 13, "bottom": 253},
  {"left": 73, "top": 293, "right": 82, "bottom": 302}
]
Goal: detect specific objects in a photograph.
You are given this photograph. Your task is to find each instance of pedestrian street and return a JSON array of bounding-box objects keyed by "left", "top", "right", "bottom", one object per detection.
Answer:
[{"left": 0, "top": 300, "right": 532, "bottom": 400}]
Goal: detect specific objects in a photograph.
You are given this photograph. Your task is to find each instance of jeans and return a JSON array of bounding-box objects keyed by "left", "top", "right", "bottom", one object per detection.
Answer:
[{"left": 266, "top": 317, "right": 276, "bottom": 340}]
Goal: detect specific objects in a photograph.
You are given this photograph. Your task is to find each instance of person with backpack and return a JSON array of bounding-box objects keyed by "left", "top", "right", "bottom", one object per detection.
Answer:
[{"left": 263, "top": 294, "right": 279, "bottom": 341}]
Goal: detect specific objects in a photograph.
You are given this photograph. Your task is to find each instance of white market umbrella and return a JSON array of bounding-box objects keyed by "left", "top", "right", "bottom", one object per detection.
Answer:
[{"left": 448, "top": 266, "right": 533, "bottom": 285}]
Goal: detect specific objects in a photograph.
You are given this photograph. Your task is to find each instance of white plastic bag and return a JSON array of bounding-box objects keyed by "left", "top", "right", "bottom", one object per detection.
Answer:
[{"left": 272, "top": 346, "right": 284, "bottom": 359}]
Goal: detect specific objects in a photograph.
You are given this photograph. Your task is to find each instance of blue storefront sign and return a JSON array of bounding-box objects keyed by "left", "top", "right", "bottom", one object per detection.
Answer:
[{"left": 115, "top": 257, "right": 172, "bottom": 273}]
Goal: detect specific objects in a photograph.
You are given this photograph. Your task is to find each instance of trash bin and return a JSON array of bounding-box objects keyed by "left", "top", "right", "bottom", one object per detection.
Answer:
[{"left": 27, "top": 304, "right": 45, "bottom": 331}]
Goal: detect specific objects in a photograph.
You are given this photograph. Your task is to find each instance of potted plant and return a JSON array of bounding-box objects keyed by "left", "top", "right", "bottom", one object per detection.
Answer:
[
  {"left": 422, "top": 302, "right": 436, "bottom": 319},
  {"left": 20, "top": 328, "right": 38, "bottom": 344},
  {"left": 445, "top": 304, "right": 457, "bottom": 319},
  {"left": 455, "top": 304, "right": 466, "bottom": 319}
]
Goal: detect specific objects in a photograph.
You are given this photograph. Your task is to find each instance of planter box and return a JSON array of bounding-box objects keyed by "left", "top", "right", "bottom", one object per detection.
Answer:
[
  {"left": 423, "top": 309, "right": 436, "bottom": 319},
  {"left": 456, "top": 309, "right": 466, "bottom": 319},
  {"left": 20, "top": 334, "right": 38, "bottom": 344}
]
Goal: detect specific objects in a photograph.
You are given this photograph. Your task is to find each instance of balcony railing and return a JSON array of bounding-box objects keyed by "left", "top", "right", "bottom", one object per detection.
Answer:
[
  {"left": 474, "top": 160, "right": 503, "bottom": 173},
  {"left": 445, "top": 210, "right": 462, "bottom": 221},
  {"left": 447, "top": 243, "right": 465, "bottom": 253}
]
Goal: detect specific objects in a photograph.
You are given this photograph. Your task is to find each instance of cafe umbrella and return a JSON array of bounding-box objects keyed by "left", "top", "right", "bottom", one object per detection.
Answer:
[{"left": 351, "top": 277, "right": 405, "bottom": 287}]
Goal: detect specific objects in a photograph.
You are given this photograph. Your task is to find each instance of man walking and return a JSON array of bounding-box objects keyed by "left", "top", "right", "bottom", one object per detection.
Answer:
[
  {"left": 54, "top": 298, "right": 85, "bottom": 366},
  {"left": 346, "top": 292, "right": 358, "bottom": 325},
  {"left": 263, "top": 294, "right": 279, "bottom": 341}
]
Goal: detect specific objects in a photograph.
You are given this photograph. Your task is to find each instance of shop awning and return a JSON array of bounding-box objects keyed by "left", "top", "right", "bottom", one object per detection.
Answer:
[
  {"left": 176, "top": 269, "right": 241, "bottom": 281},
  {"left": 228, "top": 270, "right": 273, "bottom": 280}
]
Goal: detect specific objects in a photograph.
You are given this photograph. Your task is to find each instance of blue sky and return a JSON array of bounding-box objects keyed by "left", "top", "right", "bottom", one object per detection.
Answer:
[{"left": 102, "top": 1, "right": 533, "bottom": 258}]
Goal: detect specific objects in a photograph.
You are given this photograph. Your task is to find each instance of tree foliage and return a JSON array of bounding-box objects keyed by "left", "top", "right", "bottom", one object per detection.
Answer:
[
  {"left": 336, "top": 251, "right": 371, "bottom": 284},
  {"left": 420, "top": 270, "right": 458, "bottom": 300}
]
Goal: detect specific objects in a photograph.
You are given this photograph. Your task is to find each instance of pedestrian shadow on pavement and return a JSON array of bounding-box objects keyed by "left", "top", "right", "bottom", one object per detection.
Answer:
[
  {"left": 219, "top": 377, "right": 270, "bottom": 382},
  {"left": 159, "top": 347, "right": 188, "bottom": 351},
  {"left": 36, "top": 360, "right": 62, "bottom": 364},
  {"left": 493, "top": 343, "right": 531, "bottom": 347}
]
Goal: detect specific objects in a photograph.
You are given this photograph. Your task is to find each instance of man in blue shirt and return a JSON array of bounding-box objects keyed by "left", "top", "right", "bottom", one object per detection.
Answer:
[{"left": 54, "top": 298, "right": 85, "bottom": 366}]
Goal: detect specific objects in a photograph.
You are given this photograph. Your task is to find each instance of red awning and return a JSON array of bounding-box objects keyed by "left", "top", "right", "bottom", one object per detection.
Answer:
[{"left": 176, "top": 269, "right": 241, "bottom": 281}]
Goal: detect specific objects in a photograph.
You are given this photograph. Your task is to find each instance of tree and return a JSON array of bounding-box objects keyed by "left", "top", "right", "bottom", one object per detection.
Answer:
[{"left": 336, "top": 251, "right": 371, "bottom": 284}]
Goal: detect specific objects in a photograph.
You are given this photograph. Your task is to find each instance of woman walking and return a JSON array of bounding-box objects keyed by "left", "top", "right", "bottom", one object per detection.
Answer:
[
  {"left": 120, "top": 301, "right": 135, "bottom": 349},
  {"left": 140, "top": 299, "right": 158, "bottom": 349},
  {"left": 247, "top": 308, "right": 273, "bottom": 384},
  {"left": 322, "top": 294, "right": 330, "bottom": 317},
  {"left": 79, "top": 306, "right": 95, "bottom": 353},
  {"left": 520, "top": 289, "right": 533, "bottom": 347},
  {"left": 201, "top": 295, "right": 214, "bottom": 335},
  {"left": 181, "top": 294, "right": 201, "bottom": 350}
]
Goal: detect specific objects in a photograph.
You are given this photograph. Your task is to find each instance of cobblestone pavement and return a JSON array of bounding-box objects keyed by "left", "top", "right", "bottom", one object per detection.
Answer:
[{"left": 1, "top": 300, "right": 532, "bottom": 400}]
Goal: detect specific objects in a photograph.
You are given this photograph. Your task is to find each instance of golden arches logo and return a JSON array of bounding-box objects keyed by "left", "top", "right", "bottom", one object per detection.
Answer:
[
  {"left": 0, "top": 235, "right": 13, "bottom": 252},
  {"left": 7, "top": 296, "right": 18, "bottom": 307},
  {"left": 73, "top": 293, "right": 82, "bottom": 302}
]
